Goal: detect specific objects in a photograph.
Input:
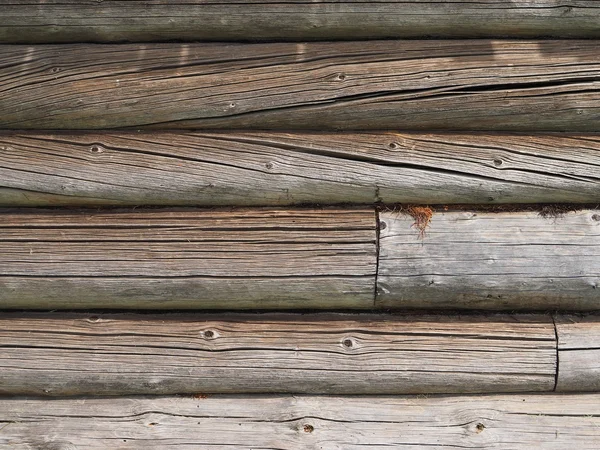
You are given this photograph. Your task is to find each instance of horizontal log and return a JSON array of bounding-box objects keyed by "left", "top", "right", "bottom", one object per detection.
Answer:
[
  {"left": 2, "top": 41, "right": 600, "bottom": 130},
  {"left": 2, "top": 1, "right": 600, "bottom": 43},
  {"left": 556, "top": 314, "right": 600, "bottom": 392},
  {"left": 0, "top": 208, "right": 376, "bottom": 309},
  {"left": 2, "top": 132, "right": 600, "bottom": 206},
  {"left": 3, "top": 394, "right": 600, "bottom": 449},
  {"left": 0, "top": 313, "right": 556, "bottom": 396},
  {"left": 377, "top": 209, "right": 600, "bottom": 310}
]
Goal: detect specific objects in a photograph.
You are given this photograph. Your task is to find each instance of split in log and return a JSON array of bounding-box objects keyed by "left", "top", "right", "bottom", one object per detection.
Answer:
[
  {"left": 2, "top": 132, "right": 600, "bottom": 206},
  {"left": 2, "top": 41, "right": 600, "bottom": 130},
  {"left": 555, "top": 314, "right": 600, "bottom": 392},
  {"left": 2, "top": 1, "right": 600, "bottom": 43},
  {"left": 377, "top": 209, "right": 600, "bottom": 310},
  {"left": 0, "top": 312, "right": 556, "bottom": 396},
  {"left": 0, "top": 208, "right": 376, "bottom": 309},
  {"left": 2, "top": 393, "right": 600, "bottom": 449}
]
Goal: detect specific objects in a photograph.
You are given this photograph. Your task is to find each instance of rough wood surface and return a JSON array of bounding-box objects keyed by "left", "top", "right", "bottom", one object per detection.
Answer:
[
  {"left": 2, "top": 1, "right": 600, "bottom": 43},
  {"left": 2, "top": 132, "right": 600, "bottom": 206},
  {"left": 2, "top": 393, "right": 600, "bottom": 449},
  {"left": 0, "top": 208, "right": 376, "bottom": 309},
  {"left": 0, "top": 313, "right": 556, "bottom": 396},
  {"left": 556, "top": 314, "right": 600, "bottom": 392},
  {"left": 2, "top": 41, "right": 600, "bottom": 130},
  {"left": 377, "top": 209, "right": 600, "bottom": 310}
]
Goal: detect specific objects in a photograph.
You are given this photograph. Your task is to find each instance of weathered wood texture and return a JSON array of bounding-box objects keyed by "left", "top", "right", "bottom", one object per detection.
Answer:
[
  {"left": 2, "top": 1, "right": 600, "bottom": 43},
  {"left": 0, "top": 313, "right": 556, "bottom": 396},
  {"left": 2, "top": 132, "right": 600, "bottom": 206},
  {"left": 3, "top": 394, "right": 600, "bottom": 449},
  {"left": 0, "top": 208, "right": 376, "bottom": 309},
  {"left": 556, "top": 314, "right": 600, "bottom": 392},
  {"left": 378, "top": 209, "right": 600, "bottom": 310},
  {"left": 2, "top": 41, "right": 600, "bottom": 131}
]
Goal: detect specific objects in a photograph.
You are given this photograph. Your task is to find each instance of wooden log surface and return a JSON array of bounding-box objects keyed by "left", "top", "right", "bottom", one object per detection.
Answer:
[
  {"left": 0, "top": 208, "right": 376, "bottom": 309},
  {"left": 377, "top": 209, "right": 600, "bottom": 310},
  {"left": 3, "top": 394, "right": 600, "bottom": 449},
  {"left": 556, "top": 314, "right": 600, "bottom": 392},
  {"left": 2, "top": 132, "right": 600, "bottom": 206},
  {"left": 0, "top": 313, "right": 556, "bottom": 396},
  {"left": 2, "top": 1, "right": 600, "bottom": 43},
  {"left": 2, "top": 41, "right": 600, "bottom": 130}
]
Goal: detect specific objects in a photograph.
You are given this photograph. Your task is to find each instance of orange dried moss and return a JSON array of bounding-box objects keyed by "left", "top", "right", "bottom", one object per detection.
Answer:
[{"left": 406, "top": 205, "right": 434, "bottom": 238}]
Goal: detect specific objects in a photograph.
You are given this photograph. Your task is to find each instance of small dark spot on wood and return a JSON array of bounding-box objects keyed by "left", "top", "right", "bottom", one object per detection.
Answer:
[
  {"left": 487, "top": 197, "right": 494, "bottom": 202},
  {"left": 388, "top": 142, "right": 399, "bottom": 149},
  {"left": 265, "top": 162, "right": 274, "bottom": 169},
  {"left": 148, "top": 422, "right": 158, "bottom": 426},
  {"left": 493, "top": 158, "right": 503, "bottom": 166},
  {"left": 336, "top": 73, "right": 346, "bottom": 81},
  {"left": 51, "top": 67, "right": 61, "bottom": 73},
  {"left": 303, "top": 424, "right": 314, "bottom": 433},
  {"left": 476, "top": 423, "right": 486, "bottom": 433},
  {"left": 343, "top": 338, "right": 353, "bottom": 348},
  {"left": 88, "top": 316, "right": 100, "bottom": 323},
  {"left": 592, "top": 214, "right": 600, "bottom": 221},
  {"left": 379, "top": 221, "right": 387, "bottom": 230},
  {"left": 204, "top": 330, "right": 215, "bottom": 339},
  {"left": 428, "top": 279, "right": 435, "bottom": 286},
  {"left": 229, "top": 102, "right": 236, "bottom": 108},
  {"left": 90, "top": 145, "right": 104, "bottom": 153}
]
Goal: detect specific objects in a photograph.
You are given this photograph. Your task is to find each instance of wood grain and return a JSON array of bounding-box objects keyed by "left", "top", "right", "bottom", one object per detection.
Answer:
[
  {"left": 555, "top": 314, "right": 600, "bottom": 392},
  {"left": 377, "top": 209, "right": 600, "bottom": 310},
  {"left": 0, "top": 208, "right": 376, "bottom": 309},
  {"left": 2, "top": 394, "right": 600, "bottom": 449},
  {"left": 2, "top": 41, "right": 600, "bottom": 130},
  {"left": 2, "top": 131, "right": 600, "bottom": 206},
  {"left": 0, "top": 312, "right": 556, "bottom": 396},
  {"left": 2, "top": 1, "right": 600, "bottom": 43}
]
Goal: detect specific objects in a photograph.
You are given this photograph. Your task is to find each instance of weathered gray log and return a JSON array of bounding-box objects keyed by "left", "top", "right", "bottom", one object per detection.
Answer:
[
  {"left": 2, "top": 41, "right": 600, "bottom": 130},
  {"left": 377, "top": 209, "right": 600, "bottom": 310},
  {"left": 555, "top": 314, "right": 600, "bottom": 392},
  {"left": 2, "top": 1, "right": 600, "bottom": 43},
  {"left": 0, "top": 208, "right": 376, "bottom": 309},
  {"left": 2, "top": 132, "right": 600, "bottom": 206},
  {"left": 0, "top": 313, "right": 556, "bottom": 396},
  {"left": 3, "top": 393, "right": 600, "bottom": 449}
]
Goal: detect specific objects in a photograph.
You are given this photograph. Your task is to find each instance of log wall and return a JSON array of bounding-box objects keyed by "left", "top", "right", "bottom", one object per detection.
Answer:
[
  {"left": 1, "top": 207, "right": 598, "bottom": 310},
  {"left": 2, "top": 132, "right": 599, "bottom": 206},
  {"left": 556, "top": 314, "right": 600, "bottom": 392},
  {"left": 2, "top": 41, "right": 600, "bottom": 130},
  {"left": 0, "top": 208, "right": 376, "bottom": 310},
  {"left": 3, "top": 393, "right": 600, "bottom": 449},
  {"left": 378, "top": 209, "right": 600, "bottom": 310},
  {"left": 0, "top": 313, "right": 558, "bottom": 396},
  {"left": 2, "top": 1, "right": 600, "bottom": 43}
]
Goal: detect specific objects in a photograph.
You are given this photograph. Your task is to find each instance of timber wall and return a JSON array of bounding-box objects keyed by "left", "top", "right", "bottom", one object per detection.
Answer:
[{"left": 1, "top": 1, "right": 600, "bottom": 449}]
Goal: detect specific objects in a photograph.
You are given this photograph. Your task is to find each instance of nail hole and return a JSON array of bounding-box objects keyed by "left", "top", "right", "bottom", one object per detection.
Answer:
[
  {"left": 51, "top": 67, "right": 61, "bottom": 73},
  {"left": 379, "top": 221, "right": 387, "bottom": 230},
  {"left": 90, "top": 145, "right": 104, "bottom": 153},
  {"left": 149, "top": 422, "right": 158, "bottom": 426},
  {"left": 343, "top": 339, "right": 353, "bottom": 348},
  {"left": 493, "top": 158, "right": 503, "bottom": 166},
  {"left": 337, "top": 73, "right": 346, "bottom": 81},
  {"left": 204, "top": 330, "right": 215, "bottom": 339},
  {"left": 88, "top": 316, "right": 100, "bottom": 323},
  {"left": 265, "top": 162, "right": 273, "bottom": 169},
  {"left": 303, "top": 424, "right": 314, "bottom": 433},
  {"left": 592, "top": 214, "right": 600, "bottom": 221},
  {"left": 476, "top": 423, "right": 486, "bottom": 433},
  {"left": 388, "top": 142, "right": 399, "bottom": 149}
]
